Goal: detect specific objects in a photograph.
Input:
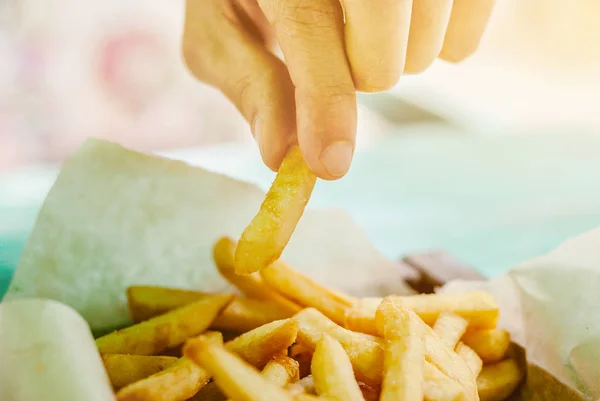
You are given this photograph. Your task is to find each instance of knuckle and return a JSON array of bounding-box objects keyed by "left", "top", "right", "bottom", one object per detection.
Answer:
[{"left": 274, "top": 0, "right": 339, "bottom": 34}]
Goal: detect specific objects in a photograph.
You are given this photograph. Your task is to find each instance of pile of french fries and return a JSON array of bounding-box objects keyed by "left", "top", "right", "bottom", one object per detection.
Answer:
[{"left": 96, "top": 236, "right": 524, "bottom": 401}]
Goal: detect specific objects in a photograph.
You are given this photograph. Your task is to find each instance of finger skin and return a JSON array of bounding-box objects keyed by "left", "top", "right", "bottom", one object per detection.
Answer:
[
  {"left": 182, "top": 0, "right": 295, "bottom": 171},
  {"left": 439, "top": 0, "right": 496, "bottom": 62},
  {"left": 257, "top": 0, "right": 357, "bottom": 180},
  {"left": 342, "top": 0, "right": 413, "bottom": 92},
  {"left": 404, "top": 0, "right": 453, "bottom": 74}
]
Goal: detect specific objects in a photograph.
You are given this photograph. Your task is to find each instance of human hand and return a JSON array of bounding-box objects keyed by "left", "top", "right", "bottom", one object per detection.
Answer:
[{"left": 182, "top": 0, "right": 495, "bottom": 179}]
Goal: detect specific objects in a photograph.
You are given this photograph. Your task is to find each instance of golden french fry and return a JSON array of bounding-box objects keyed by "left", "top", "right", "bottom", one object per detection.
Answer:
[
  {"left": 261, "top": 353, "right": 300, "bottom": 385},
  {"left": 225, "top": 319, "right": 299, "bottom": 368},
  {"left": 127, "top": 286, "right": 293, "bottom": 332},
  {"left": 102, "top": 354, "right": 178, "bottom": 390},
  {"left": 213, "top": 237, "right": 301, "bottom": 313},
  {"left": 183, "top": 337, "right": 295, "bottom": 401},
  {"left": 346, "top": 293, "right": 499, "bottom": 335},
  {"left": 433, "top": 312, "right": 469, "bottom": 349},
  {"left": 294, "top": 307, "right": 465, "bottom": 400},
  {"left": 97, "top": 294, "right": 234, "bottom": 355},
  {"left": 456, "top": 343, "right": 483, "bottom": 378},
  {"left": 376, "top": 298, "right": 479, "bottom": 401},
  {"left": 286, "top": 375, "right": 316, "bottom": 396},
  {"left": 423, "top": 363, "right": 465, "bottom": 401},
  {"left": 311, "top": 334, "right": 365, "bottom": 401},
  {"left": 235, "top": 146, "right": 317, "bottom": 275},
  {"left": 378, "top": 304, "right": 424, "bottom": 401},
  {"left": 116, "top": 332, "right": 223, "bottom": 401},
  {"left": 462, "top": 329, "right": 511, "bottom": 364},
  {"left": 260, "top": 260, "right": 354, "bottom": 326},
  {"left": 476, "top": 359, "right": 523, "bottom": 401}
]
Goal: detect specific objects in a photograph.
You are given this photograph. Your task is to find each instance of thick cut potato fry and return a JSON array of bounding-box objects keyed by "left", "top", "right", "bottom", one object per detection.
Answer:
[
  {"left": 462, "top": 329, "right": 510, "bottom": 364},
  {"left": 116, "top": 332, "right": 222, "bottom": 401},
  {"left": 346, "top": 292, "right": 498, "bottom": 335},
  {"left": 235, "top": 146, "right": 317, "bottom": 275},
  {"left": 102, "top": 354, "right": 178, "bottom": 390},
  {"left": 97, "top": 294, "right": 234, "bottom": 355},
  {"left": 294, "top": 307, "right": 467, "bottom": 400},
  {"left": 225, "top": 319, "right": 299, "bottom": 368},
  {"left": 456, "top": 343, "right": 483, "bottom": 378},
  {"left": 127, "top": 285, "right": 294, "bottom": 333},
  {"left": 433, "top": 312, "right": 468, "bottom": 349},
  {"left": 311, "top": 334, "right": 365, "bottom": 401},
  {"left": 376, "top": 298, "right": 478, "bottom": 401},
  {"left": 260, "top": 260, "right": 354, "bottom": 326},
  {"left": 423, "top": 363, "right": 465, "bottom": 401},
  {"left": 183, "top": 337, "right": 295, "bottom": 401},
  {"left": 289, "top": 344, "right": 312, "bottom": 378},
  {"left": 213, "top": 237, "right": 301, "bottom": 313},
  {"left": 261, "top": 353, "right": 300, "bottom": 385},
  {"left": 476, "top": 359, "right": 523, "bottom": 401},
  {"left": 378, "top": 304, "right": 424, "bottom": 401}
]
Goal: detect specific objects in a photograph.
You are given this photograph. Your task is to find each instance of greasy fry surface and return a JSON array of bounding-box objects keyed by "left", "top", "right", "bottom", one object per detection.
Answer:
[
  {"left": 476, "top": 359, "right": 523, "bottom": 401},
  {"left": 433, "top": 312, "right": 469, "bottom": 349},
  {"left": 225, "top": 319, "right": 299, "bottom": 367},
  {"left": 462, "top": 329, "right": 511, "bottom": 364},
  {"left": 311, "top": 335, "right": 365, "bottom": 401},
  {"left": 261, "top": 354, "right": 300, "bottom": 385},
  {"left": 346, "top": 292, "right": 499, "bottom": 335},
  {"left": 183, "top": 337, "right": 294, "bottom": 401},
  {"left": 127, "top": 286, "right": 211, "bottom": 322},
  {"left": 97, "top": 294, "right": 234, "bottom": 355},
  {"left": 261, "top": 260, "right": 354, "bottom": 326},
  {"left": 115, "top": 332, "right": 222, "bottom": 401},
  {"left": 235, "top": 146, "right": 317, "bottom": 275},
  {"left": 102, "top": 354, "right": 178, "bottom": 390},
  {"left": 213, "top": 237, "right": 300, "bottom": 313},
  {"left": 378, "top": 303, "right": 424, "bottom": 401}
]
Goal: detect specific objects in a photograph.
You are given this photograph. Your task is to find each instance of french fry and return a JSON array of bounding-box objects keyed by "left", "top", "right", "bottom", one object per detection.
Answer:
[
  {"left": 260, "top": 260, "right": 355, "bottom": 326},
  {"left": 294, "top": 307, "right": 467, "bottom": 401},
  {"left": 346, "top": 292, "right": 499, "bottom": 335},
  {"left": 423, "top": 363, "right": 465, "bottom": 401},
  {"left": 225, "top": 319, "right": 299, "bottom": 368},
  {"left": 378, "top": 304, "right": 424, "bottom": 401},
  {"left": 261, "top": 353, "right": 300, "bottom": 385},
  {"left": 289, "top": 344, "right": 312, "bottom": 378},
  {"left": 462, "top": 329, "right": 511, "bottom": 364},
  {"left": 235, "top": 145, "right": 317, "bottom": 275},
  {"left": 127, "top": 286, "right": 293, "bottom": 332},
  {"left": 311, "top": 334, "right": 365, "bottom": 401},
  {"left": 376, "top": 298, "right": 479, "bottom": 401},
  {"left": 286, "top": 375, "right": 316, "bottom": 396},
  {"left": 433, "top": 312, "right": 469, "bottom": 349},
  {"left": 97, "top": 294, "right": 234, "bottom": 355},
  {"left": 183, "top": 337, "right": 295, "bottom": 401},
  {"left": 456, "top": 343, "right": 483, "bottom": 378},
  {"left": 213, "top": 237, "right": 301, "bottom": 313},
  {"left": 476, "top": 359, "right": 524, "bottom": 401},
  {"left": 116, "top": 332, "right": 223, "bottom": 401},
  {"left": 102, "top": 354, "right": 178, "bottom": 390}
]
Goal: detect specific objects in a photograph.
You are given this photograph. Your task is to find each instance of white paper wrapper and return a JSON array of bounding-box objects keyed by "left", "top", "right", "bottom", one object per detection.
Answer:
[
  {"left": 5, "top": 138, "right": 411, "bottom": 333},
  {"left": 0, "top": 298, "right": 116, "bottom": 401},
  {"left": 442, "top": 228, "right": 600, "bottom": 399}
]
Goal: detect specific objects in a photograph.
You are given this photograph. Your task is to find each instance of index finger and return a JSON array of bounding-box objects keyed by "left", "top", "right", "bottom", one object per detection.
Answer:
[{"left": 257, "top": 0, "right": 357, "bottom": 180}]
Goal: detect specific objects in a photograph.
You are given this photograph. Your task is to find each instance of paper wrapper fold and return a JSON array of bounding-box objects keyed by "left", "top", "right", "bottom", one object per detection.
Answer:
[
  {"left": 442, "top": 228, "right": 600, "bottom": 400},
  {"left": 4, "top": 138, "right": 411, "bottom": 333},
  {"left": 0, "top": 298, "right": 116, "bottom": 401}
]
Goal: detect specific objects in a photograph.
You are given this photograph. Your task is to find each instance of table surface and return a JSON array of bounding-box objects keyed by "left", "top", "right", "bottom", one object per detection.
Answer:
[{"left": 3, "top": 129, "right": 600, "bottom": 297}]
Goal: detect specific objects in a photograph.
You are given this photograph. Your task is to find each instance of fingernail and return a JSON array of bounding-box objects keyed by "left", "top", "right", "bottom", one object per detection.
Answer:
[{"left": 319, "top": 140, "right": 354, "bottom": 178}]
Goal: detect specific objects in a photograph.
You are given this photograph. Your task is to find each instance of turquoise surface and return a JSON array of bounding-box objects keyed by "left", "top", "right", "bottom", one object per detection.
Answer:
[{"left": 3, "top": 132, "right": 600, "bottom": 297}]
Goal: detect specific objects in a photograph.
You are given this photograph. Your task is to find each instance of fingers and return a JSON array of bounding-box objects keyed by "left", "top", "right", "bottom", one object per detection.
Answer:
[
  {"left": 182, "top": 0, "right": 294, "bottom": 171},
  {"left": 440, "top": 0, "right": 496, "bottom": 62},
  {"left": 404, "top": 0, "right": 453, "bottom": 74},
  {"left": 342, "top": 0, "right": 413, "bottom": 92},
  {"left": 257, "top": 0, "right": 357, "bottom": 180}
]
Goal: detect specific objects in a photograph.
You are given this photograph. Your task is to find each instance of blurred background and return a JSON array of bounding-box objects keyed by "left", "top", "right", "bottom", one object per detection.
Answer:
[{"left": 1, "top": 0, "right": 600, "bottom": 291}]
